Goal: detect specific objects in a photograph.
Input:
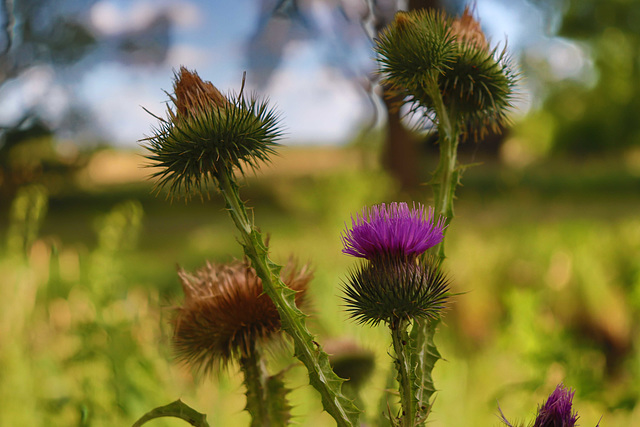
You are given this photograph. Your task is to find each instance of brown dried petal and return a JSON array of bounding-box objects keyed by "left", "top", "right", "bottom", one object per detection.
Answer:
[
  {"left": 173, "top": 66, "right": 228, "bottom": 118},
  {"left": 451, "top": 6, "right": 488, "bottom": 51}
]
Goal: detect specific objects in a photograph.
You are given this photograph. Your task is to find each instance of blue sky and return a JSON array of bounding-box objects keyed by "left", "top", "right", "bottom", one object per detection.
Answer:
[{"left": 0, "top": 0, "right": 564, "bottom": 147}]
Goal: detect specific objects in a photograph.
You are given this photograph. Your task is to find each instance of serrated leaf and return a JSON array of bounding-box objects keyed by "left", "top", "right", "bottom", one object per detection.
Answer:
[
  {"left": 410, "top": 318, "right": 441, "bottom": 426},
  {"left": 132, "top": 399, "right": 209, "bottom": 427}
]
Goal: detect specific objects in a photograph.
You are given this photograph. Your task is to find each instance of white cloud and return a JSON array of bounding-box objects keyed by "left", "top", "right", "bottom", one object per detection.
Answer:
[
  {"left": 0, "top": 65, "right": 69, "bottom": 126},
  {"left": 165, "top": 44, "right": 212, "bottom": 70},
  {"left": 266, "top": 65, "right": 367, "bottom": 144},
  {"left": 89, "top": 0, "right": 202, "bottom": 36}
]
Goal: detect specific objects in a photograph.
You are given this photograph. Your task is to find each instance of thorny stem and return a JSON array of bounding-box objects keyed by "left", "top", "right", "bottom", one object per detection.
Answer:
[
  {"left": 391, "top": 318, "right": 415, "bottom": 427},
  {"left": 408, "top": 76, "right": 461, "bottom": 426},
  {"left": 215, "top": 168, "right": 360, "bottom": 427},
  {"left": 427, "top": 76, "right": 460, "bottom": 259}
]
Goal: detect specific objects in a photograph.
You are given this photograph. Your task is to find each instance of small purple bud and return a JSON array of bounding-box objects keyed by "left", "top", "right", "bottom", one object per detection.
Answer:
[{"left": 533, "top": 384, "right": 579, "bottom": 427}]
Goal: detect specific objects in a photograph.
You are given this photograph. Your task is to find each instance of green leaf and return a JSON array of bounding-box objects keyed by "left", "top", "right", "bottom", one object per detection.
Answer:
[
  {"left": 132, "top": 400, "right": 210, "bottom": 427},
  {"left": 410, "top": 318, "right": 441, "bottom": 426}
]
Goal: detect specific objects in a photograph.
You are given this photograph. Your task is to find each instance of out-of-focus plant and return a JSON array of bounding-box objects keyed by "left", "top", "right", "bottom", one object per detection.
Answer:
[{"left": 499, "top": 383, "right": 600, "bottom": 427}]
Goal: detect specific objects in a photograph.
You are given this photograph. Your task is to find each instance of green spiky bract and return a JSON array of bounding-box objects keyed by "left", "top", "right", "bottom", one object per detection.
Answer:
[
  {"left": 143, "top": 93, "right": 282, "bottom": 199},
  {"left": 440, "top": 44, "right": 518, "bottom": 137},
  {"left": 132, "top": 399, "right": 209, "bottom": 427},
  {"left": 376, "top": 10, "right": 456, "bottom": 101},
  {"left": 342, "top": 256, "right": 449, "bottom": 327},
  {"left": 376, "top": 9, "right": 518, "bottom": 137}
]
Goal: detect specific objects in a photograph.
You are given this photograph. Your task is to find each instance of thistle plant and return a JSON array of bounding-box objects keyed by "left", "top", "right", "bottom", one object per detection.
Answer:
[
  {"left": 138, "top": 67, "right": 360, "bottom": 426},
  {"left": 341, "top": 202, "right": 450, "bottom": 426},
  {"left": 373, "top": 7, "right": 518, "bottom": 424}
]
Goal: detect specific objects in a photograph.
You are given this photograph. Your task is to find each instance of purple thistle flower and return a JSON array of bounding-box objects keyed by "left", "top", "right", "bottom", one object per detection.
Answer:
[
  {"left": 342, "top": 202, "right": 446, "bottom": 261},
  {"left": 533, "top": 384, "right": 579, "bottom": 427}
]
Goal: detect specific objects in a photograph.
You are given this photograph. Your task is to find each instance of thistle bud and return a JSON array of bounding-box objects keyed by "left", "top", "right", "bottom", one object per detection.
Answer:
[
  {"left": 142, "top": 67, "right": 282, "bottom": 199},
  {"left": 375, "top": 8, "right": 518, "bottom": 138}
]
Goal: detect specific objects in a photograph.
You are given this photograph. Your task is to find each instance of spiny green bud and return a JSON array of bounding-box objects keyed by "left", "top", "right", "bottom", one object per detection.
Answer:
[
  {"left": 142, "top": 67, "right": 283, "bottom": 199},
  {"left": 376, "top": 8, "right": 518, "bottom": 138},
  {"left": 376, "top": 9, "right": 456, "bottom": 101},
  {"left": 440, "top": 7, "right": 518, "bottom": 137}
]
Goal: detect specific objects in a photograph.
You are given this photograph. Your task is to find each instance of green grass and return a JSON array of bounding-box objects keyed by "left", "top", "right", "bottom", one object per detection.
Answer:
[{"left": 1, "top": 147, "right": 639, "bottom": 426}]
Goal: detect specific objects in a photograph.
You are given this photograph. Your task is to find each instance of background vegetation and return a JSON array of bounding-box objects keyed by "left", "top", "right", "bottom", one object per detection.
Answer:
[
  {"left": 1, "top": 144, "right": 639, "bottom": 426},
  {"left": 1, "top": 0, "right": 640, "bottom": 425}
]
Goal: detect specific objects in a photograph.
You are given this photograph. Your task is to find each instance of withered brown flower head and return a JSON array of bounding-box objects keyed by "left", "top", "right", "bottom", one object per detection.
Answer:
[
  {"left": 171, "top": 66, "right": 228, "bottom": 119},
  {"left": 450, "top": 6, "right": 488, "bottom": 51},
  {"left": 172, "top": 259, "right": 311, "bottom": 373}
]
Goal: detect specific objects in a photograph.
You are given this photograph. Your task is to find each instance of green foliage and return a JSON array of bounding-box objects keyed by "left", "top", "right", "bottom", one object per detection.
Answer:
[
  {"left": 520, "top": 0, "right": 640, "bottom": 154},
  {"left": 5, "top": 184, "right": 48, "bottom": 257},
  {"left": 1, "top": 153, "right": 637, "bottom": 426}
]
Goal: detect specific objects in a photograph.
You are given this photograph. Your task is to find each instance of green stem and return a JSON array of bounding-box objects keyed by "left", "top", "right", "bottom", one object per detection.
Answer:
[
  {"left": 407, "top": 78, "right": 461, "bottom": 426},
  {"left": 391, "top": 318, "right": 414, "bottom": 427},
  {"left": 240, "top": 341, "right": 270, "bottom": 427},
  {"left": 216, "top": 168, "right": 360, "bottom": 427},
  {"left": 427, "top": 77, "right": 460, "bottom": 259}
]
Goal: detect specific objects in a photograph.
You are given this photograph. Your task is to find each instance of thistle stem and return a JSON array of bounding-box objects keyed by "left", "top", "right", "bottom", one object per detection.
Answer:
[
  {"left": 407, "top": 78, "right": 461, "bottom": 426},
  {"left": 391, "top": 318, "right": 415, "bottom": 427},
  {"left": 215, "top": 168, "right": 359, "bottom": 427},
  {"left": 427, "top": 77, "right": 460, "bottom": 259},
  {"left": 239, "top": 341, "right": 270, "bottom": 427}
]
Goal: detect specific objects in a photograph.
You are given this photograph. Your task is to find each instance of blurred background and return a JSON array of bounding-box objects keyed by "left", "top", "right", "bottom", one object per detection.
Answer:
[{"left": 1, "top": 0, "right": 639, "bottom": 425}]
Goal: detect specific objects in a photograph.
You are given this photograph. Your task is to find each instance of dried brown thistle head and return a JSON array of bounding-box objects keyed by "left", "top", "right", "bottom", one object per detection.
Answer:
[{"left": 172, "top": 258, "right": 311, "bottom": 373}]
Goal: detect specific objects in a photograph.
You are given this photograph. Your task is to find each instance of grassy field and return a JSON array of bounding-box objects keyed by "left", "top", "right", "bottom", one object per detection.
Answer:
[{"left": 1, "top": 146, "right": 639, "bottom": 426}]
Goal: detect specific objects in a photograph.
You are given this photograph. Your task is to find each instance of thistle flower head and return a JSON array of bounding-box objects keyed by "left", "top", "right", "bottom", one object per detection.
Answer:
[
  {"left": 342, "top": 202, "right": 446, "bottom": 262},
  {"left": 343, "top": 256, "right": 449, "bottom": 326},
  {"left": 376, "top": 8, "right": 518, "bottom": 138},
  {"left": 376, "top": 9, "right": 456, "bottom": 99},
  {"left": 142, "top": 67, "right": 283, "bottom": 199},
  {"left": 533, "top": 384, "right": 579, "bottom": 427},
  {"left": 172, "top": 259, "right": 311, "bottom": 373}
]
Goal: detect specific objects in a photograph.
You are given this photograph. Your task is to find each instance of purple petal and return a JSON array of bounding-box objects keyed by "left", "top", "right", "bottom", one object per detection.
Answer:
[{"left": 341, "top": 202, "right": 446, "bottom": 260}]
